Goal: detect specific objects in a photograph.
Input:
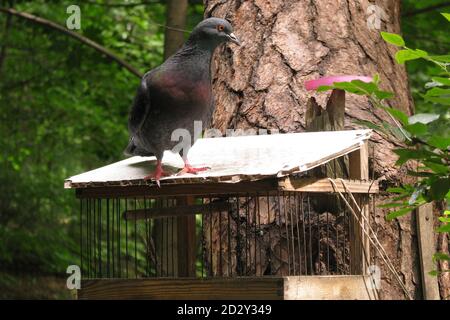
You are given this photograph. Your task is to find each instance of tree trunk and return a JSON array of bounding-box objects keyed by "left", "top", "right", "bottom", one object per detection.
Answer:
[
  {"left": 164, "top": 0, "right": 189, "bottom": 60},
  {"left": 204, "top": 0, "right": 422, "bottom": 299}
]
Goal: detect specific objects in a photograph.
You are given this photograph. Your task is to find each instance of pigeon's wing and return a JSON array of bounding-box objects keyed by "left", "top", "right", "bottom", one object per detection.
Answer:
[{"left": 128, "top": 70, "right": 155, "bottom": 135}]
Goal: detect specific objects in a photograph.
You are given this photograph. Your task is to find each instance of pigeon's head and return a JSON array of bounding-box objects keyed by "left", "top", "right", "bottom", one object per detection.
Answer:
[{"left": 188, "top": 17, "right": 241, "bottom": 50}]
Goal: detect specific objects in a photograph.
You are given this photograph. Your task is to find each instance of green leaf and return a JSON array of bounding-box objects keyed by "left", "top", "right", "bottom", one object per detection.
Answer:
[
  {"left": 432, "top": 77, "right": 450, "bottom": 86},
  {"left": 428, "top": 270, "right": 439, "bottom": 276},
  {"left": 394, "top": 148, "right": 437, "bottom": 165},
  {"left": 425, "top": 87, "right": 450, "bottom": 97},
  {"left": 381, "top": 106, "right": 409, "bottom": 125},
  {"left": 427, "top": 136, "right": 450, "bottom": 150},
  {"left": 332, "top": 82, "right": 367, "bottom": 95},
  {"left": 387, "top": 187, "right": 409, "bottom": 194},
  {"left": 373, "top": 74, "right": 380, "bottom": 85},
  {"left": 386, "top": 207, "right": 414, "bottom": 220},
  {"left": 353, "top": 120, "right": 388, "bottom": 135},
  {"left": 434, "top": 253, "right": 450, "bottom": 262},
  {"left": 429, "top": 55, "right": 450, "bottom": 63},
  {"left": 423, "top": 161, "right": 450, "bottom": 174},
  {"left": 374, "top": 90, "right": 395, "bottom": 100},
  {"left": 395, "top": 49, "right": 428, "bottom": 64},
  {"left": 408, "top": 113, "right": 440, "bottom": 124},
  {"left": 317, "top": 85, "right": 333, "bottom": 92},
  {"left": 437, "top": 224, "right": 450, "bottom": 233},
  {"left": 442, "top": 13, "right": 450, "bottom": 22},
  {"left": 381, "top": 32, "right": 405, "bottom": 46},
  {"left": 407, "top": 170, "right": 434, "bottom": 177},
  {"left": 350, "top": 80, "right": 378, "bottom": 94},
  {"left": 422, "top": 95, "right": 450, "bottom": 105},
  {"left": 429, "top": 178, "right": 450, "bottom": 201},
  {"left": 377, "top": 202, "right": 406, "bottom": 208},
  {"left": 404, "top": 123, "right": 427, "bottom": 136}
]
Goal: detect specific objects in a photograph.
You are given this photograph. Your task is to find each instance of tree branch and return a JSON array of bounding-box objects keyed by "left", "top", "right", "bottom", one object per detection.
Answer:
[
  {"left": 79, "top": 0, "right": 162, "bottom": 8},
  {"left": 0, "top": 7, "right": 143, "bottom": 78},
  {"left": 402, "top": 2, "right": 450, "bottom": 17}
]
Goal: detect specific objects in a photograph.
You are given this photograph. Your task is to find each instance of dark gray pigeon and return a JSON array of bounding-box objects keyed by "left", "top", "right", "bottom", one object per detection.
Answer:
[{"left": 125, "top": 17, "right": 240, "bottom": 186}]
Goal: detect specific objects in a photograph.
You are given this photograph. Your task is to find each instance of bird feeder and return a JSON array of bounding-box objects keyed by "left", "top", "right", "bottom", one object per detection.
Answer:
[{"left": 65, "top": 129, "right": 380, "bottom": 300}]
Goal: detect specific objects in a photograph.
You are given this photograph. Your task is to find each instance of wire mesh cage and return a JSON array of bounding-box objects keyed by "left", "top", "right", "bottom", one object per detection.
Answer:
[
  {"left": 67, "top": 130, "right": 379, "bottom": 299},
  {"left": 78, "top": 190, "right": 375, "bottom": 280}
]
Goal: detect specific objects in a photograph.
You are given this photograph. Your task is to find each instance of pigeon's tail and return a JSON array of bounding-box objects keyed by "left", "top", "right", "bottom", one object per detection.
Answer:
[
  {"left": 123, "top": 139, "right": 137, "bottom": 156},
  {"left": 124, "top": 138, "right": 154, "bottom": 157}
]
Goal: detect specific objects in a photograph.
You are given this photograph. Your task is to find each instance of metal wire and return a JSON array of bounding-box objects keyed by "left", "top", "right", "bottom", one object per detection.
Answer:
[{"left": 80, "top": 192, "right": 359, "bottom": 281}]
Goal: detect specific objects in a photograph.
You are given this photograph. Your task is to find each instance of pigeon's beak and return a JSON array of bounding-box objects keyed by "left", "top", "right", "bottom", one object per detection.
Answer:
[{"left": 227, "top": 33, "right": 241, "bottom": 46}]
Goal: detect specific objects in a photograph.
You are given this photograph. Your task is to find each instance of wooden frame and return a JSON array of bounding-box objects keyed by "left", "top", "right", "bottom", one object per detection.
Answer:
[
  {"left": 78, "top": 276, "right": 378, "bottom": 300},
  {"left": 348, "top": 141, "right": 370, "bottom": 275},
  {"left": 75, "top": 177, "right": 378, "bottom": 199}
]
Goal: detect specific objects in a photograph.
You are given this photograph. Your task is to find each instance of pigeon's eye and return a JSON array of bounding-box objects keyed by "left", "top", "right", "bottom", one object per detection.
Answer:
[{"left": 217, "top": 25, "right": 225, "bottom": 32}]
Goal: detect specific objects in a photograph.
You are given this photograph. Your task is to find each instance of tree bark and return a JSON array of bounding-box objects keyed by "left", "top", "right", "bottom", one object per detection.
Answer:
[{"left": 204, "top": 0, "right": 421, "bottom": 299}]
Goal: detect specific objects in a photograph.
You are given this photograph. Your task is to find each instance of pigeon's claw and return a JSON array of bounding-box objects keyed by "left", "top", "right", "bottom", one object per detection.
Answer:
[
  {"left": 177, "top": 164, "right": 210, "bottom": 176},
  {"left": 144, "top": 161, "right": 168, "bottom": 187}
]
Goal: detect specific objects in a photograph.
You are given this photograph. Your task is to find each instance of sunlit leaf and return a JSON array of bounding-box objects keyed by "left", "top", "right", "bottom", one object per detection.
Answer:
[
  {"left": 380, "top": 32, "right": 405, "bottom": 46},
  {"left": 386, "top": 207, "right": 414, "bottom": 220}
]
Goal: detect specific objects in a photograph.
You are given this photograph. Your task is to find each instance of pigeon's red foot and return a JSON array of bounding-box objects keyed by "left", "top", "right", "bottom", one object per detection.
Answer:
[
  {"left": 177, "top": 163, "right": 210, "bottom": 176},
  {"left": 144, "top": 161, "right": 168, "bottom": 187}
]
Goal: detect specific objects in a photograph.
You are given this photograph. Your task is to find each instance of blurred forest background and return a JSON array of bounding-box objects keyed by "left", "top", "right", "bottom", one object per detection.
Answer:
[{"left": 0, "top": 0, "right": 448, "bottom": 298}]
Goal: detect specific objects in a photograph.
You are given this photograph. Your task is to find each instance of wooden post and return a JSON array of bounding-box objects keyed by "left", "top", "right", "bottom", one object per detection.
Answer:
[
  {"left": 305, "top": 89, "right": 349, "bottom": 214},
  {"left": 154, "top": 197, "right": 197, "bottom": 277},
  {"left": 348, "top": 141, "right": 369, "bottom": 275},
  {"left": 176, "top": 196, "right": 197, "bottom": 277},
  {"left": 416, "top": 203, "right": 440, "bottom": 300}
]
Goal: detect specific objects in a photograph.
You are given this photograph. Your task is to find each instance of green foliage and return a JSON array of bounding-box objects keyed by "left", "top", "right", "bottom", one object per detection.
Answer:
[
  {"left": 0, "top": 0, "right": 203, "bottom": 284},
  {"left": 316, "top": 13, "right": 450, "bottom": 272}
]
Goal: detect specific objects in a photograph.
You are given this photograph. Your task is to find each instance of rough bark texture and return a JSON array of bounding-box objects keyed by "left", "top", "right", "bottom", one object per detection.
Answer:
[{"left": 203, "top": 0, "right": 426, "bottom": 299}]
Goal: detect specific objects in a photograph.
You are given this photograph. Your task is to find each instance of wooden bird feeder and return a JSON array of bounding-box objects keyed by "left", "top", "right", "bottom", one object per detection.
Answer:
[{"left": 65, "top": 128, "right": 380, "bottom": 300}]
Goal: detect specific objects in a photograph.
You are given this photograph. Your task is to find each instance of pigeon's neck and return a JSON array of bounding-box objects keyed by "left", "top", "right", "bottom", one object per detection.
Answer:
[{"left": 171, "top": 44, "right": 214, "bottom": 80}]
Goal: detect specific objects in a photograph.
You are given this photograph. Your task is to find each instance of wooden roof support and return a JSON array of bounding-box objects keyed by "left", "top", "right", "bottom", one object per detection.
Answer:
[
  {"left": 74, "top": 177, "right": 378, "bottom": 199},
  {"left": 123, "top": 201, "right": 231, "bottom": 220},
  {"left": 278, "top": 177, "right": 378, "bottom": 194}
]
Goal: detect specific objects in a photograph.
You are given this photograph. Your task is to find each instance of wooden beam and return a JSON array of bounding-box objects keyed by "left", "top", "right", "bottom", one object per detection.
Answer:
[
  {"left": 283, "top": 275, "right": 377, "bottom": 300},
  {"left": 348, "top": 141, "right": 370, "bottom": 275},
  {"left": 123, "top": 201, "right": 231, "bottom": 220},
  {"left": 78, "top": 275, "right": 376, "bottom": 300},
  {"left": 75, "top": 179, "right": 279, "bottom": 198},
  {"left": 416, "top": 203, "right": 440, "bottom": 300},
  {"left": 278, "top": 178, "right": 378, "bottom": 194},
  {"left": 176, "top": 197, "right": 197, "bottom": 277},
  {"left": 78, "top": 277, "right": 284, "bottom": 300},
  {"left": 75, "top": 177, "right": 377, "bottom": 199}
]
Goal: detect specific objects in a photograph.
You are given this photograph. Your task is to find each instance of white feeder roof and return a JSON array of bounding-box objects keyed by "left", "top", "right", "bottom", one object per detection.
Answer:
[{"left": 64, "top": 129, "right": 372, "bottom": 188}]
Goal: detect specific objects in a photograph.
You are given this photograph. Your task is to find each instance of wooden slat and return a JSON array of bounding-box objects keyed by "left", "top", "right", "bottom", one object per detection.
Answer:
[
  {"left": 348, "top": 141, "right": 370, "bottom": 275},
  {"left": 176, "top": 197, "right": 197, "bottom": 277},
  {"left": 78, "top": 278, "right": 284, "bottom": 300},
  {"left": 416, "top": 203, "right": 440, "bottom": 300},
  {"left": 76, "top": 177, "right": 377, "bottom": 199},
  {"left": 278, "top": 177, "right": 378, "bottom": 194},
  {"left": 78, "top": 276, "right": 377, "bottom": 300},
  {"left": 75, "top": 179, "right": 279, "bottom": 198},
  {"left": 283, "top": 275, "right": 377, "bottom": 300},
  {"left": 123, "top": 201, "right": 231, "bottom": 220}
]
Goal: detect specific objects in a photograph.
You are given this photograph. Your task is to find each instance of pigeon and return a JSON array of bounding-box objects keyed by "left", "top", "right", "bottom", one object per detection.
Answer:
[{"left": 124, "top": 18, "right": 240, "bottom": 186}]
